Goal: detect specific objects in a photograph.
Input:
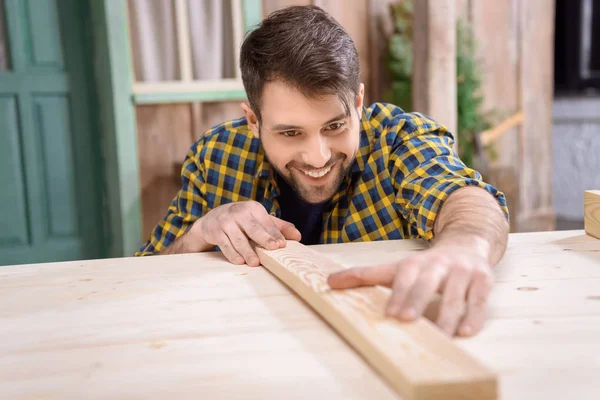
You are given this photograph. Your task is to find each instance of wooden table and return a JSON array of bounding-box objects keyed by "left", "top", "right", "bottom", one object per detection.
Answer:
[{"left": 1, "top": 230, "right": 599, "bottom": 399}]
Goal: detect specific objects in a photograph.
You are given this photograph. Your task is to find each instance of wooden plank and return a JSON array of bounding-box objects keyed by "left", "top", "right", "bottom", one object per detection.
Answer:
[
  {"left": 517, "top": 0, "right": 556, "bottom": 231},
  {"left": 584, "top": 190, "right": 600, "bottom": 239},
  {"left": 412, "top": 0, "right": 457, "bottom": 150},
  {"left": 2, "top": 231, "right": 600, "bottom": 399},
  {"left": 257, "top": 241, "right": 497, "bottom": 400},
  {"left": 313, "top": 0, "right": 371, "bottom": 102},
  {"left": 470, "top": 0, "right": 519, "bottom": 167}
]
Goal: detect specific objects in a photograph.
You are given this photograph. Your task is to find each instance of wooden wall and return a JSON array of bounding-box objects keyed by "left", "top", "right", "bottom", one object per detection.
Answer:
[
  {"left": 136, "top": 0, "right": 555, "bottom": 238},
  {"left": 457, "top": 0, "right": 556, "bottom": 232}
]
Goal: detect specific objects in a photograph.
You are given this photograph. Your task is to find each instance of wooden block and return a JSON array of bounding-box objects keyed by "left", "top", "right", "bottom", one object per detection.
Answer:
[
  {"left": 584, "top": 190, "right": 600, "bottom": 239},
  {"left": 257, "top": 241, "right": 497, "bottom": 400}
]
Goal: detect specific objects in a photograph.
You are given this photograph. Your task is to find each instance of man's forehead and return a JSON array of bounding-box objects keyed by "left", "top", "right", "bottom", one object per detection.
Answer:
[{"left": 260, "top": 82, "right": 348, "bottom": 127}]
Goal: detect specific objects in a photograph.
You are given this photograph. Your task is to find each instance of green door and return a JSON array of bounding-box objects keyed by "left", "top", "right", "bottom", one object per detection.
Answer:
[{"left": 0, "top": 0, "right": 105, "bottom": 265}]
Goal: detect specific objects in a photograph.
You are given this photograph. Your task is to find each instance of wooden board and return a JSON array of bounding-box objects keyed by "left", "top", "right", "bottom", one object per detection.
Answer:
[
  {"left": 584, "top": 190, "right": 600, "bottom": 239},
  {"left": 257, "top": 241, "right": 497, "bottom": 400},
  {"left": 1, "top": 230, "right": 600, "bottom": 399},
  {"left": 517, "top": 0, "right": 556, "bottom": 231}
]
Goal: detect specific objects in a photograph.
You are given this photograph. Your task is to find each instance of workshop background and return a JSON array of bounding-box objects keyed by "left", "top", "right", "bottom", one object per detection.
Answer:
[{"left": 0, "top": 0, "right": 598, "bottom": 266}]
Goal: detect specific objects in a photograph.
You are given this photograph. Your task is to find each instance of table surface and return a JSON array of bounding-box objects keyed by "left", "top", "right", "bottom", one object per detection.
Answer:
[{"left": 1, "top": 230, "right": 599, "bottom": 400}]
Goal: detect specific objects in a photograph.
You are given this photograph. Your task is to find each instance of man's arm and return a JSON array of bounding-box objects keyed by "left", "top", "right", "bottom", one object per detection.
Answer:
[
  {"left": 327, "top": 111, "right": 510, "bottom": 336},
  {"left": 159, "top": 227, "right": 213, "bottom": 255},
  {"left": 431, "top": 185, "right": 509, "bottom": 266}
]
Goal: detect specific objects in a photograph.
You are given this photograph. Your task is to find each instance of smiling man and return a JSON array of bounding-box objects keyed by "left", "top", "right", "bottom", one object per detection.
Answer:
[{"left": 136, "top": 5, "right": 509, "bottom": 337}]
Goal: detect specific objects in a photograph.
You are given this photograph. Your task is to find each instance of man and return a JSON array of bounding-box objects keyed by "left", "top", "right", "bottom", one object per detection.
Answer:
[{"left": 136, "top": 5, "right": 509, "bottom": 337}]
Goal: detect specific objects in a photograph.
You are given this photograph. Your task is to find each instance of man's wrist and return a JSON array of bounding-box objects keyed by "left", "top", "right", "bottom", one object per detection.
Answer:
[
  {"left": 187, "top": 217, "right": 213, "bottom": 253},
  {"left": 432, "top": 232, "right": 492, "bottom": 263}
]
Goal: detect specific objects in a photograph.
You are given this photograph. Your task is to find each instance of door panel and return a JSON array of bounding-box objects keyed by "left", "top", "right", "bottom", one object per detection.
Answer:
[
  {"left": 0, "top": 96, "right": 29, "bottom": 246},
  {"left": 25, "top": 0, "right": 64, "bottom": 67},
  {"left": 35, "top": 95, "right": 78, "bottom": 238},
  {"left": 0, "top": 0, "right": 105, "bottom": 265}
]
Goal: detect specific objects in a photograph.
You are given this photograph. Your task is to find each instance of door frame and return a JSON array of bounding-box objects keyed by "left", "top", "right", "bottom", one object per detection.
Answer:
[{"left": 90, "top": 0, "right": 141, "bottom": 258}]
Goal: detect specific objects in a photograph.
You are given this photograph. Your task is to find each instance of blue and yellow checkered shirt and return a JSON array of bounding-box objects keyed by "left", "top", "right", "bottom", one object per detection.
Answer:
[{"left": 136, "top": 103, "right": 507, "bottom": 256}]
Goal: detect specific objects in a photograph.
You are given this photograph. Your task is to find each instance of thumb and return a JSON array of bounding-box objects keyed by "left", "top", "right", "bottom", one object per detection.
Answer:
[
  {"left": 270, "top": 216, "right": 302, "bottom": 241},
  {"left": 327, "top": 264, "right": 397, "bottom": 289}
]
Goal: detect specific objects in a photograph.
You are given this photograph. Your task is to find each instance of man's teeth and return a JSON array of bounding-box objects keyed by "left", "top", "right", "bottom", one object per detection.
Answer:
[{"left": 302, "top": 165, "right": 332, "bottom": 178}]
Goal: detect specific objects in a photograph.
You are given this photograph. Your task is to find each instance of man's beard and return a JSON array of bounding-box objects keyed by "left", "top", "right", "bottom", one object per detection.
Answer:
[
  {"left": 260, "top": 137, "right": 355, "bottom": 204},
  {"left": 283, "top": 154, "right": 350, "bottom": 204}
]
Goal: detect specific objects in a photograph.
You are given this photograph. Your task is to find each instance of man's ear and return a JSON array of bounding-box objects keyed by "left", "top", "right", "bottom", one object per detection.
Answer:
[
  {"left": 241, "top": 103, "right": 260, "bottom": 139},
  {"left": 355, "top": 83, "right": 365, "bottom": 115}
]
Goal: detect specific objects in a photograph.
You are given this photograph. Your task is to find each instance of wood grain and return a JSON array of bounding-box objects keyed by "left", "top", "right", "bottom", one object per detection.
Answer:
[
  {"left": 2, "top": 230, "right": 600, "bottom": 399},
  {"left": 584, "top": 190, "right": 600, "bottom": 240},
  {"left": 257, "top": 241, "right": 497, "bottom": 400}
]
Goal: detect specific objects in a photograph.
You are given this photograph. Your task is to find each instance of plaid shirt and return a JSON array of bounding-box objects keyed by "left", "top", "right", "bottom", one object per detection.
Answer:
[{"left": 136, "top": 103, "right": 508, "bottom": 256}]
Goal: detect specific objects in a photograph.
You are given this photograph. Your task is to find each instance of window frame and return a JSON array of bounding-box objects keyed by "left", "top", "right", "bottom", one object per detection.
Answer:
[{"left": 128, "top": 0, "right": 262, "bottom": 104}]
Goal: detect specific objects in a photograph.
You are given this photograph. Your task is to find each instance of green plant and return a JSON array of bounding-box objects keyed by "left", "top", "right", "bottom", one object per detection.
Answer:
[{"left": 385, "top": 2, "right": 494, "bottom": 169}]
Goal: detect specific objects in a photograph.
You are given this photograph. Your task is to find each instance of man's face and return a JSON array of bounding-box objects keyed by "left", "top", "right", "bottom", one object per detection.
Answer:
[{"left": 243, "top": 81, "right": 364, "bottom": 204}]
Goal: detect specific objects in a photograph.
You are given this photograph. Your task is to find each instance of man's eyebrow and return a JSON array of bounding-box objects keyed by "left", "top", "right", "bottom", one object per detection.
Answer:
[
  {"left": 270, "top": 112, "right": 348, "bottom": 132},
  {"left": 271, "top": 123, "right": 303, "bottom": 131},
  {"left": 323, "top": 112, "right": 348, "bottom": 126}
]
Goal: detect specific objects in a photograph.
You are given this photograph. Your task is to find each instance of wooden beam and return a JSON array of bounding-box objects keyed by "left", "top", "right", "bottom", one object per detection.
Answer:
[
  {"left": 584, "top": 190, "right": 600, "bottom": 240},
  {"left": 412, "top": 0, "right": 457, "bottom": 150},
  {"left": 517, "top": 0, "right": 556, "bottom": 231},
  {"left": 257, "top": 241, "right": 497, "bottom": 400}
]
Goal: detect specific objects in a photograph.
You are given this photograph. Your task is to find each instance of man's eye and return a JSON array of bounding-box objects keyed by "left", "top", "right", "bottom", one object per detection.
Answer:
[
  {"left": 327, "top": 122, "right": 345, "bottom": 131},
  {"left": 281, "top": 130, "right": 299, "bottom": 137}
]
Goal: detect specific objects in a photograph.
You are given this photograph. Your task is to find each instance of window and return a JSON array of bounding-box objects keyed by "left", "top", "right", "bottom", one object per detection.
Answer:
[
  {"left": 127, "top": 0, "right": 262, "bottom": 103},
  {"left": 554, "top": 0, "right": 600, "bottom": 95}
]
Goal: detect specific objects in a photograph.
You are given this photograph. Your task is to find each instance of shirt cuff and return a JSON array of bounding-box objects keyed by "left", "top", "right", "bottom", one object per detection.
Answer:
[{"left": 416, "top": 178, "right": 509, "bottom": 241}]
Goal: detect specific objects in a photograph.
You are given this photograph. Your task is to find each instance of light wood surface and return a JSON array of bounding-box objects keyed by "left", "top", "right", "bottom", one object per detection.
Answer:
[
  {"left": 1, "top": 230, "right": 600, "bottom": 399},
  {"left": 585, "top": 190, "right": 600, "bottom": 239},
  {"left": 257, "top": 242, "right": 496, "bottom": 400}
]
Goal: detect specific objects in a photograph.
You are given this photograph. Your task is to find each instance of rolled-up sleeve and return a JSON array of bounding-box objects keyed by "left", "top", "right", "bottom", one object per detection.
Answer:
[{"left": 390, "top": 112, "right": 509, "bottom": 241}]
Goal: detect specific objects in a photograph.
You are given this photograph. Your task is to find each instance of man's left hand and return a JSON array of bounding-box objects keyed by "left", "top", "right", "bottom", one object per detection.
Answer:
[{"left": 327, "top": 241, "right": 494, "bottom": 337}]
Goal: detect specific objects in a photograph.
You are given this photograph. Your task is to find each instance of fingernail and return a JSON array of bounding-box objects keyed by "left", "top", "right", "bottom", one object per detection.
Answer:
[
  {"left": 460, "top": 325, "right": 472, "bottom": 336},
  {"left": 401, "top": 308, "right": 417, "bottom": 320}
]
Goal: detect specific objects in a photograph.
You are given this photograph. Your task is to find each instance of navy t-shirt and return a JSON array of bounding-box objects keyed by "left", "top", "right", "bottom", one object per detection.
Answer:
[{"left": 276, "top": 175, "right": 329, "bottom": 245}]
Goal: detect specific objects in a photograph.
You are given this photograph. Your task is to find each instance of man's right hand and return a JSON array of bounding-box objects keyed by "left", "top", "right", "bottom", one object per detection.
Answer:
[{"left": 188, "top": 201, "right": 301, "bottom": 266}]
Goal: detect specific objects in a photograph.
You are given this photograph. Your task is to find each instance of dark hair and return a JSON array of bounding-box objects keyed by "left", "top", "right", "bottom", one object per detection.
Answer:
[{"left": 240, "top": 5, "right": 360, "bottom": 122}]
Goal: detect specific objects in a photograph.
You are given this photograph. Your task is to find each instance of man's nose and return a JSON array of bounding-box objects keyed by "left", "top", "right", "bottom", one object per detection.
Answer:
[{"left": 300, "top": 135, "right": 331, "bottom": 168}]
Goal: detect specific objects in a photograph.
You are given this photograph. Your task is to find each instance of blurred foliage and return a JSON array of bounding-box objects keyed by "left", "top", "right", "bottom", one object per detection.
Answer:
[{"left": 384, "top": 1, "right": 496, "bottom": 168}]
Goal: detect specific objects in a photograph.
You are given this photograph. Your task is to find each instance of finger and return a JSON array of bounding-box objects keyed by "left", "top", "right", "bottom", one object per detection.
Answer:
[
  {"left": 240, "top": 215, "right": 281, "bottom": 250},
  {"left": 327, "top": 264, "right": 398, "bottom": 289},
  {"left": 436, "top": 266, "right": 471, "bottom": 336},
  {"left": 394, "top": 264, "right": 447, "bottom": 321},
  {"left": 458, "top": 269, "right": 494, "bottom": 337},
  {"left": 223, "top": 225, "right": 260, "bottom": 267},
  {"left": 249, "top": 212, "right": 287, "bottom": 246},
  {"left": 385, "top": 260, "right": 421, "bottom": 319},
  {"left": 215, "top": 233, "right": 245, "bottom": 265},
  {"left": 271, "top": 216, "right": 302, "bottom": 242}
]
